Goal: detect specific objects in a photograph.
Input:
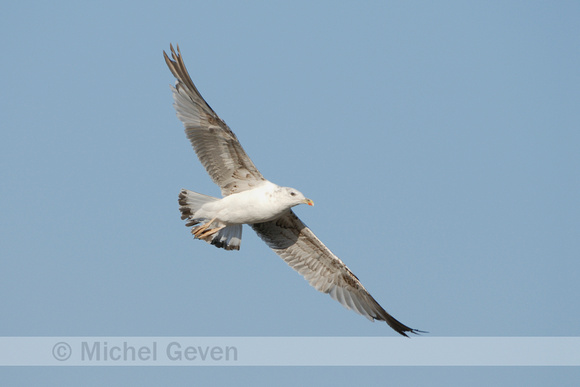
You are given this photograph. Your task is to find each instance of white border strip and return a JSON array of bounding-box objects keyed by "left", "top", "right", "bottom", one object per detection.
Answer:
[{"left": 1, "top": 337, "right": 578, "bottom": 366}]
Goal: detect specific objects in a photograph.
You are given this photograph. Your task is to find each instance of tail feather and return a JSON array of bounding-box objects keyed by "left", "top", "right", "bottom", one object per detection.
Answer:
[
  {"left": 178, "top": 189, "right": 218, "bottom": 220},
  {"left": 178, "top": 189, "right": 242, "bottom": 250},
  {"left": 209, "top": 223, "right": 242, "bottom": 250}
]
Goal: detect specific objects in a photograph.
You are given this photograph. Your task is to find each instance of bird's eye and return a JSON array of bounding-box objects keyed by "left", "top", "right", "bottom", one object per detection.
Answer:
[{"left": 290, "top": 192, "right": 296, "bottom": 196}]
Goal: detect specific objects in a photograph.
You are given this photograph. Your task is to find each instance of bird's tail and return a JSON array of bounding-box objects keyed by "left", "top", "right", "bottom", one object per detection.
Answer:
[{"left": 178, "top": 189, "right": 242, "bottom": 250}]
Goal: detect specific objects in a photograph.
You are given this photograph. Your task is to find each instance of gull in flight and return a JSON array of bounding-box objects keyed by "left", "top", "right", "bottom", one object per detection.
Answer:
[{"left": 164, "top": 44, "right": 421, "bottom": 336}]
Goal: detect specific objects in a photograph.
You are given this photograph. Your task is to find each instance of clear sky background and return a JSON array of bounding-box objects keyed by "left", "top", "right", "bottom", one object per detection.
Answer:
[{"left": 1, "top": 0, "right": 579, "bottom": 385}]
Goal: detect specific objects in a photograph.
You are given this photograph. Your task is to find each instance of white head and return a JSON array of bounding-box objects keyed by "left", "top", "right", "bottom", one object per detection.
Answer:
[{"left": 279, "top": 187, "right": 314, "bottom": 208}]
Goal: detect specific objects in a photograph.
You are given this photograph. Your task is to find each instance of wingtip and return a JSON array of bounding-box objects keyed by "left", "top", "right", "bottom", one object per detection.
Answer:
[
  {"left": 164, "top": 43, "right": 181, "bottom": 64},
  {"left": 398, "top": 328, "right": 428, "bottom": 338},
  {"left": 169, "top": 42, "right": 178, "bottom": 56},
  {"left": 381, "top": 311, "right": 426, "bottom": 337}
]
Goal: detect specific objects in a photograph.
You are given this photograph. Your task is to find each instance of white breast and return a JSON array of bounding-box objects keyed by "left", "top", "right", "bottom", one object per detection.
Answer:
[{"left": 199, "top": 181, "right": 289, "bottom": 225}]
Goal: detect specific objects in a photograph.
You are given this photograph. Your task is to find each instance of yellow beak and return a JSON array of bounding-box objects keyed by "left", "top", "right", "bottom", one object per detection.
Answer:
[{"left": 304, "top": 199, "right": 314, "bottom": 206}]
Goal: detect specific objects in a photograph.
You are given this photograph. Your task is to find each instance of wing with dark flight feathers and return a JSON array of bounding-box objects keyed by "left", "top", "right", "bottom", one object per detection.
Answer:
[
  {"left": 164, "top": 44, "right": 265, "bottom": 196},
  {"left": 251, "top": 211, "right": 422, "bottom": 337}
]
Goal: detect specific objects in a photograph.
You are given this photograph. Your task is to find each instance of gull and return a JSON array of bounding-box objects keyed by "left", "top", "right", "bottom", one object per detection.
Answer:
[{"left": 164, "top": 44, "right": 422, "bottom": 336}]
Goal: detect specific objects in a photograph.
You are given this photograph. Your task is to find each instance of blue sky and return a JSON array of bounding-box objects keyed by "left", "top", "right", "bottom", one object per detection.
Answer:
[{"left": 1, "top": 0, "right": 579, "bottom": 385}]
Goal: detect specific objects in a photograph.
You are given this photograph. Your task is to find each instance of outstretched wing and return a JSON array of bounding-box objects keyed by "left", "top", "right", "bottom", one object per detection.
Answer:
[
  {"left": 164, "top": 44, "right": 266, "bottom": 196},
  {"left": 251, "top": 211, "right": 421, "bottom": 337}
]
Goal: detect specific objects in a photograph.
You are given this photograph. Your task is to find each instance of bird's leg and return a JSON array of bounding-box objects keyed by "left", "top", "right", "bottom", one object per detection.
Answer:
[
  {"left": 198, "top": 224, "right": 226, "bottom": 239},
  {"left": 192, "top": 217, "right": 217, "bottom": 238}
]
